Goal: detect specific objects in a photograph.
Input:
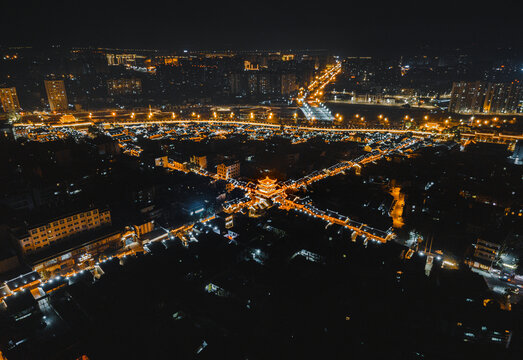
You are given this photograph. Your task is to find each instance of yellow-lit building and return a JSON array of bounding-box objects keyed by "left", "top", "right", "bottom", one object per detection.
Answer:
[
  {"left": 155, "top": 156, "right": 188, "bottom": 172},
  {"left": 0, "top": 87, "right": 20, "bottom": 112},
  {"left": 134, "top": 220, "right": 154, "bottom": 238},
  {"left": 155, "top": 156, "right": 169, "bottom": 167},
  {"left": 217, "top": 161, "right": 240, "bottom": 179},
  {"left": 16, "top": 208, "right": 112, "bottom": 254},
  {"left": 244, "top": 60, "right": 259, "bottom": 71},
  {"left": 44, "top": 80, "right": 68, "bottom": 112},
  {"left": 31, "top": 230, "right": 122, "bottom": 277},
  {"left": 106, "top": 53, "right": 136, "bottom": 66},
  {"left": 60, "top": 114, "right": 77, "bottom": 123},
  {"left": 190, "top": 155, "right": 207, "bottom": 169},
  {"left": 155, "top": 56, "right": 179, "bottom": 66},
  {"left": 107, "top": 78, "right": 142, "bottom": 96}
]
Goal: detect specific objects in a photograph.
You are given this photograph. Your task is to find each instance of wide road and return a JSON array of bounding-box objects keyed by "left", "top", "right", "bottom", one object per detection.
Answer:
[{"left": 14, "top": 117, "right": 523, "bottom": 142}]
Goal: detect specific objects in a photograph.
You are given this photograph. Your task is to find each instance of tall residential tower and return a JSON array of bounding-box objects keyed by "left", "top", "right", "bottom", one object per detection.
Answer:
[
  {"left": 44, "top": 80, "right": 68, "bottom": 112},
  {"left": 0, "top": 87, "right": 21, "bottom": 112}
]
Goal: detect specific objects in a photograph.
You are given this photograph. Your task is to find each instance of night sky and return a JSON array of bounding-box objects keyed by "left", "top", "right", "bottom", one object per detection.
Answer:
[{"left": 3, "top": 0, "right": 521, "bottom": 55}]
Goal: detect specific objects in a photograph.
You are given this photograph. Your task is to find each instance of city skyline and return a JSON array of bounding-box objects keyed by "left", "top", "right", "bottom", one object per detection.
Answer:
[{"left": 2, "top": 1, "right": 522, "bottom": 55}]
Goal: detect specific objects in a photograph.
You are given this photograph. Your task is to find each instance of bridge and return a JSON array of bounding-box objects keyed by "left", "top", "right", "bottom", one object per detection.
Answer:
[
  {"left": 297, "top": 60, "right": 342, "bottom": 122},
  {"left": 300, "top": 102, "right": 335, "bottom": 121}
]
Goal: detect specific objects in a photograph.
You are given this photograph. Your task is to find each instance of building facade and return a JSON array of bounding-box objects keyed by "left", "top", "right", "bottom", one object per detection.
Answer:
[
  {"left": 31, "top": 230, "right": 121, "bottom": 277},
  {"left": 449, "top": 81, "right": 487, "bottom": 114},
  {"left": 16, "top": 208, "right": 112, "bottom": 254},
  {"left": 449, "top": 81, "right": 522, "bottom": 114},
  {"left": 106, "top": 53, "right": 137, "bottom": 66},
  {"left": 281, "top": 73, "right": 298, "bottom": 96},
  {"left": 155, "top": 156, "right": 188, "bottom": 172},
  {"left": 229, "top": 71, "right": 301, "bottom": 97},
  {"left": 217, "top": 161, "right": 240, "bottom": 179},
  {"left": 0, "top": 87, "right": 21, "bottom": 112},
  {"left": 465, "top": 239, "right": 501, "bottom": 271},
  {"left": 107, "top": 78, "right": 142, "bottom": 96},
  {"left": 483, "top": 81, "right": 521, "bottom": 114},
  {"left": 190, "top": 155, "right": 207, "bottom": 169},
  {"left": 44, "top": 80, "right": 68, "bottom": 112}
]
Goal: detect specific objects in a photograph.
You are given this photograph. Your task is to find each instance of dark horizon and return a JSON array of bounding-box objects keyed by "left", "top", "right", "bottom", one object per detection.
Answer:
[{"left": 3, "top": 0, "right": 521, "bottom": 56}]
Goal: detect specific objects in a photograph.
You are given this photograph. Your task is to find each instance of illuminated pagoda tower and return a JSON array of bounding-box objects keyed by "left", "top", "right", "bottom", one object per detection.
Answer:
[
  {"left": 248, "top": 176, "right": 282, "bottom": 218},
  {"left": 255, "top": 176, "right": 282, "bottom": 199}
]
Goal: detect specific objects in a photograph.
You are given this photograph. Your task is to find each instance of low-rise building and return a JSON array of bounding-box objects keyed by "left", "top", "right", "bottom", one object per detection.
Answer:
[
  {"left": 14, "top": 208, "right": 112, "bottom": 254},
  {"left": 190, "top": 155, "right": 207, "bottom": 169},
  {"left": 155, "top": 156, "right": 188, "bottom": 172},
  {"left": 465, "top": 239, "right": 501, "bottom": 271},
  {"left": 217, "top": 161, "right": 240, "bottom": 179},
  {"left": 107, "top": 78, "right": 142, "bottom": 96},
  {"left": 29, "top": 228, "right": 122, "bottom": 277},
  {"left": 2, "top": 289, "right": 38, "bottom": 321}
]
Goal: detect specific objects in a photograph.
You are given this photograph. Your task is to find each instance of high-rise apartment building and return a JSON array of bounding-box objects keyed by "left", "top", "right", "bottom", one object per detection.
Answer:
[
  {"left": 229, "top": 71, "right": 297, "bottom": 97},
  {"left": 483, "top": 81, "right": 521, "bottom": 114},
  {"left": 258, "top": 73, "right": 272, "bottom": 95},
  {"left": 247, "top": 73, "right": 258, "bottom": 95},
  {"left": 228, "top": 73, "right": 243, "bottom": 95},
  {"left": 0, "top": 87, "right": 21, "bottom": 112},
  {"left": 449, "top": 81, "right": 487, "bottom": 114},
  {"left": 44, "top": 80, "right": 68, "bottom": 112},
  {"left": 449, "top": 81, "right": 522, "bottom": 114},
  {"left": 281, "top": 73, "right": 297, "bottom": 96}
]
